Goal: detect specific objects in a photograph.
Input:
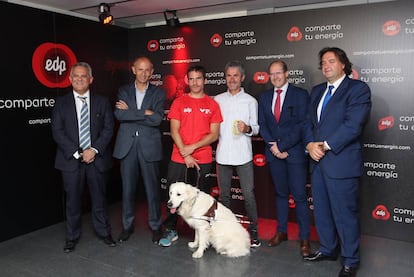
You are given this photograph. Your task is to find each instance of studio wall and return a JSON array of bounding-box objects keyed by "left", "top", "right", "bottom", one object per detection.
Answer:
[
  {"left": 129, "top": 0, "right": 414, "bottom": 242},
  {"left": 1, "top": 2, "right": 129, "bottom": 242}
]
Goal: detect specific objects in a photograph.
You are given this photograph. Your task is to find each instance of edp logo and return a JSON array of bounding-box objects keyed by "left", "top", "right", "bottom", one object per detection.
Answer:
[{"left": 45, "top": 56, "right": 67, "bottom": 76}]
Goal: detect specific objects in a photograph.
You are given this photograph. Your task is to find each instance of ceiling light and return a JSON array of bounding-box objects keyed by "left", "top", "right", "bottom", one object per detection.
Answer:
[
  {"left": 164, "top": 10, "right": 180, "bottom": 27},
  {"left": 98, "top": 3, "right": 114, "bottom": 25}
]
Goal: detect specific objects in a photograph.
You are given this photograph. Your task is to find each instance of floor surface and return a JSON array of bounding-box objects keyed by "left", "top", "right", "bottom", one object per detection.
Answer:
[{"left": 1, "top": 201, "right": 413, "bottom": 277}]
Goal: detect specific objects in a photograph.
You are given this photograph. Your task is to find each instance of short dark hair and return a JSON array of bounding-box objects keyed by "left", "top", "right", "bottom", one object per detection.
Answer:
[
  {"left": 268, "top": 60, "right": 288, "bottom": 73},
  {"left": 224, "top": 60, "right": 245, "bottom": 75},
  {"left": 187, "top": 65, "right": 206, "bottom": 78},
  {"left": 318, "top": 47, "right": 353, "bottom": 75},
  {"left": 71, "top": 62, "right": 93, "bottom": 77}
]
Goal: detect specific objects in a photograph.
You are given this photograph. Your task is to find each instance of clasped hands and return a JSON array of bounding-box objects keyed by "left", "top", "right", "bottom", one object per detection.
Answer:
[
  {"left": 306, "top": 142, "right": 327, "bottom": 162},
  {"left": 81, "top": 148, "right": 96, "bottom": 164},
  {"left": 269, "top": 142, "right": 288, "bottom": 159},
  {"left": 180, "top": 145, "right": 200, "bottom": 170}
]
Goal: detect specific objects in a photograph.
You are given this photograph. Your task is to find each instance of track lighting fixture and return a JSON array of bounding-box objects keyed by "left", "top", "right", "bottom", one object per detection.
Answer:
[
  {"left": 164, "top": 10, "right": 180, "bottom": 27},
  {"left": 98, "top": 3, "right": 114, "bottom": 25}
]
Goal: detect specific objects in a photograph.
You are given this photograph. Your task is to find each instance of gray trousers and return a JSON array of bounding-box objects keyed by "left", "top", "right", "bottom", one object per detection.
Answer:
[{"left": 217, "top": 161, "right": 258, "bottom": 231}]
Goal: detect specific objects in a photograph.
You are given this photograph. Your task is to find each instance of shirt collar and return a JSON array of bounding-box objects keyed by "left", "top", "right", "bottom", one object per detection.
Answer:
[
  {"left": 73, "top": 90, "right": 90, "bottom": 99},
  {"left": 274, "top": 83, "right": 289, "bottom": 94},
  {"left": 226, "top": 87, "right": 245, "bottom": 97},
  {"left": 328, "top": 74, "right": 346, "bottom": 90}
]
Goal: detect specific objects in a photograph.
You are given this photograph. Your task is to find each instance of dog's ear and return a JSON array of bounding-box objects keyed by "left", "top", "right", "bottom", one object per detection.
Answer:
[{"left": 186, "top": 184, "right": 198, "bottom": 199}]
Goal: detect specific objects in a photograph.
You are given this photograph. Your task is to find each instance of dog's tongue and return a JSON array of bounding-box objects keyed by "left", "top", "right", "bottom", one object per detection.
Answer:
[{"left": 170, "top": 208, "right": 177, "bottom": 214}]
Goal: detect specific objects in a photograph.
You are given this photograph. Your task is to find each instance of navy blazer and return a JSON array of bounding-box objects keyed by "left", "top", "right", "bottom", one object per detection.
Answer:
[
  {"left": 258, "top": 84, "right": 309, "bottom": 164},
  {"left": 113, "top": 83, "right": 165, "bottom": 161},
  {"left": 303, "top": 77, "right": 371, "bottom": 178},
  {"left": 51, "top": 92, "right": 114, "bottom": 172}
]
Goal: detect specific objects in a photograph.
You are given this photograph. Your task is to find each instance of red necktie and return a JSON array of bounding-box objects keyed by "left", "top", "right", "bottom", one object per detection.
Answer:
[{"left": 274, "top": 89, "right": 282, "bottom": 122}]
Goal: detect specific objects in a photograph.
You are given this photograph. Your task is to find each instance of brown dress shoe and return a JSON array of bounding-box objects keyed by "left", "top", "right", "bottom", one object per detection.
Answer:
[
  {"left": 267, "top": 232, "right": 287, "bottom": 247},
  {"left": 300, "top": 239, "right": 311, "bottom": 257}
]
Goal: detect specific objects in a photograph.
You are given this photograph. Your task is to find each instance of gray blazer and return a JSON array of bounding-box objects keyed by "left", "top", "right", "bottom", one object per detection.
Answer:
[{"left": 113, "top": 83, "right": 165, "bottom": 161}]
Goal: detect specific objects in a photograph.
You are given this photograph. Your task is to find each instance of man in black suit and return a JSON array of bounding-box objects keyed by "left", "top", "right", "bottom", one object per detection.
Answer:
[
  {"left": 113, "top": 56, "right": 165, "bottom": 244},
  {"left": 51, "top": 62, "right": 116, "bottom": 253}
]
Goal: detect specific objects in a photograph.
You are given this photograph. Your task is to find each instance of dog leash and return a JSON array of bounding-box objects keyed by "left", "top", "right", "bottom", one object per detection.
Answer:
[
  {"left": 185, "top": 167, "right": 201, "bottom": 188},
  {"left": 186, "top": 168, "right": 252, "bottom": 225}
]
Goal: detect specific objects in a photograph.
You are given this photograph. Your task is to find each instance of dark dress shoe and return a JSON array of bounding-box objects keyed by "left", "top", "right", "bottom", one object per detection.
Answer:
[
  {"left": 63, "top": 238, "right": 78, "bottom": 253},
  {"left": 117, "top": 229, "right": 133, "bottom": 243},
  {"left": 300, "top": 239, "right": 311, "bottom": 257},
  {"left": 267, "top": 232, "right": 287, "bottom": 247},
  {"left": 303, "top": 251, "right": 337, "bottom": 261},
  {"left": 339, "top": 265, "right": 357, "bottom": 277},
  {"left": 102, "top": 235, "right": 116, "bottom": 247},
  {"left": 152, "top": 229, "right": 162, "bottom": 244}
]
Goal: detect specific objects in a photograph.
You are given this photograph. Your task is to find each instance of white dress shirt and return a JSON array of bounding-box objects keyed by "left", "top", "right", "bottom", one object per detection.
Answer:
[
  {"left": 317, "top": 74, "right": 346, "bottom": 121},
  {"left": 214, "top": 88, "right": 259, "bottom": 165}
]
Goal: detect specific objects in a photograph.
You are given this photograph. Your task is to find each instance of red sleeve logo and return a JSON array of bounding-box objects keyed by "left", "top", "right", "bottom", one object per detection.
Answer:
[
  {"left": 372, "top": 205, "right": 390, "bottom": 221},
  {"left": 382, "top": 20, "right": 401, "bottom": 36},
  {"left": 210, "top": 33, "right": 223, "bottom": 48},
  {"left": 378, "top": 116, "right": 394, "bottom": 131},
  {"left": 32, "top": 42, "right": 77, "bottom": 88},
  {"left": 287, "top": 26, "right": 303, "bottom": 42}
]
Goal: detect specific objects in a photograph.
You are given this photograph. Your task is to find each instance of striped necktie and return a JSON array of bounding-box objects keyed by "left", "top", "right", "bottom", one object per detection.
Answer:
[{"left": 78, "top": 96, "right": 91, "bottom": 150}]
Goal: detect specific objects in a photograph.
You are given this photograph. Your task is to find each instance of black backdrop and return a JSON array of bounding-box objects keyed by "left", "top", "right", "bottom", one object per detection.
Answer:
[{"left": 1, "top": 0, "right": 413, "bottom": 243}]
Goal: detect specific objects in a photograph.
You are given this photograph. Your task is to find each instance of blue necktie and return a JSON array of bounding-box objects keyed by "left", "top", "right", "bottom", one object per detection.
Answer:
[
  {"left": 78, "top": 96, "right": 91, "bottom": 150},
  {"left": 321, "top": 85, "right": 334, "bottom": 116}
]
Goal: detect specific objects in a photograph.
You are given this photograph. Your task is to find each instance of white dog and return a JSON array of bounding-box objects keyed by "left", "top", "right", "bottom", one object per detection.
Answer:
[{"left": 167, "top": 182, "right": 250, "bottom": 258}]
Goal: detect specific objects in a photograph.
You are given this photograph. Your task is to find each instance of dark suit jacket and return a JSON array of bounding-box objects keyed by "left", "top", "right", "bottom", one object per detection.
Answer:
[
  {"left": 113, "top": 83, "right": 165, "bottom": 161},
  {"left": 258, "top": 84, "right": 309, "bottom": 164},
  {"left": 51, "top": 92, "right": 114, "bottom": 172},
  {"left": 303, "top": 77, "right": 371, "bottom": 178}
]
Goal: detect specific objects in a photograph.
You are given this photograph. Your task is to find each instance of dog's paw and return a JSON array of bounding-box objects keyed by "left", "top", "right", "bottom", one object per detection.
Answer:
[
  {"left": 188, "top": 241, "right": 198, "bottom": 249},
  {"left": 192, "top": 250, "right": 204, "bottom": 258}
]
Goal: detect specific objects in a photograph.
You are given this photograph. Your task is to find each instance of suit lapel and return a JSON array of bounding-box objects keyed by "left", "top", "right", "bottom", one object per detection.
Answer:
[{"left": 280, "top": 88, "right": 292, "bottom": 123}]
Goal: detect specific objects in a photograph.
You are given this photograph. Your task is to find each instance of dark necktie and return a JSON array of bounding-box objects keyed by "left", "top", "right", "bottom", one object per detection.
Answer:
[
  {"left": 78, "top": 96, "right": 91, "bottom": 150},
  {"left": 321, "top": 85, "right": 334, "bottom": 116},
  {"left": 274, "top": 89, "right": 282, "bottom": 122}
]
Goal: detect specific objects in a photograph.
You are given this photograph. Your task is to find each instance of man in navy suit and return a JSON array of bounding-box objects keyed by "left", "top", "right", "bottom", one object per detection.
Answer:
[
  {"left": 258, "top": 60, "right": 311, "bottom": 258},
  {"left": 303, "top": 47, "right": 371, "bottom": 277},
  {"left": 113, "top": 56, "right": 165, "bottom": 244},
  {"left": 52, "top": 62, "right": 116, "bottom": 253}
]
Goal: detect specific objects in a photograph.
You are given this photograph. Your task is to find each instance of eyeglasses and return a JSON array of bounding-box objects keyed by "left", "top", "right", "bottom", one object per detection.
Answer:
[{"left": 269, "top": 71, "right": 285, "bottom": 76}]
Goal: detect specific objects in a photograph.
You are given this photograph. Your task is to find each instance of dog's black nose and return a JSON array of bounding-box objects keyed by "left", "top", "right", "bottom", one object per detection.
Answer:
[{"left": 167, "top": 201, "right": 173, "bottom": 208}]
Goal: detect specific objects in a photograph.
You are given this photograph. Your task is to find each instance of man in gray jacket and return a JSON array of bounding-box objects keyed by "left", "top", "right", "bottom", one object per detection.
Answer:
[{"left": 113, "top": 56, "right": 165, "bottom": 244}]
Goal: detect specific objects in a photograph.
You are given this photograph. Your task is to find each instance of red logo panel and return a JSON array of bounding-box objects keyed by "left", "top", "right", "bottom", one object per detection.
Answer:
[
  {"left": 253, "top": 72, "right": 269, "bottom": 84},
  {"left": 372, "top": 205, "right": 390, "bottom": 221},
  {"left": 287, "top": 26, "right": 303, "bottom": 42},
  {"left": 382, "top": 20, "right": 401, "bottom": 36},
  {"left": 147, "top": 40, "right": 159, "bottom": 52},
  {"left": 32, "top": 42, "right": 77, "bottom": 88},
  {"left": 253, "top": 154, "right": 266, "bottom": 167},
  {"left": 210, "top": 33, "right": 223, "bottom": 47},
  {"left": 378, "top": 116, "right": 394, "bottom": 131}
]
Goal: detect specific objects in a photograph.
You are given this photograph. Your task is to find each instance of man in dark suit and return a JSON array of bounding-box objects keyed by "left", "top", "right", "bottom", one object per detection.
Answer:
[
  {"left": 113, "top": 56, "right": 165, "bottom": 244},
  {"left": 303, "top": 47, "right": 371, "bottom": 277},
  {"left": 51, "top": 62, "right": 116, "bottom": 253},
  {"left": 258, "top": 60, "right": 311, "bottom": 258}
]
